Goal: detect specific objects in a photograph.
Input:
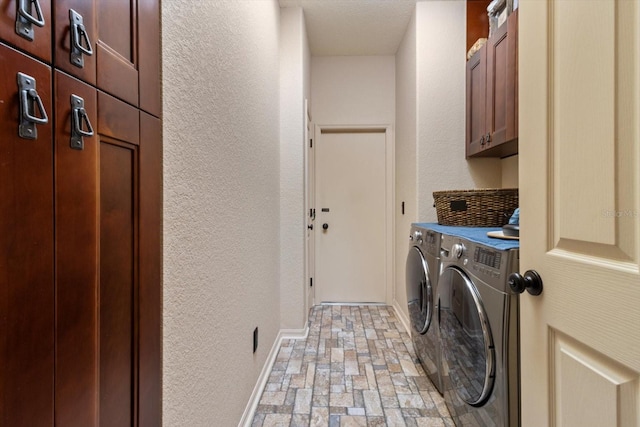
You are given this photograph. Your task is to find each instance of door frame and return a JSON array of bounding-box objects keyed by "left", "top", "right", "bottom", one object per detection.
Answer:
[{"left": 308, "top": 124, "right": 395, "bottom": 305}]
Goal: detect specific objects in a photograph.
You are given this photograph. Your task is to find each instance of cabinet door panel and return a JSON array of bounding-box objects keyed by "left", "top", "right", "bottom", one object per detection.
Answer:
[
  {"left": 138, "top": 0, "right": 160, "bottom": 116},
  {"left": 0, "top": 0, "right": 52, "bottom": 62},
  {"left": 486, "top": 10, "right": 517, "bottom": 149},
  {"left": 96, "top": 0, "right": 139, "bottom": 107},
  {"left": 506, "top": 10, "right": 518, "bottom": 142},
  {"left": 97, "top": 91, "right": 140, "bottom": 427},
  {"left": 99, "top": 139, "right": 137, "bottom": 427},
  {"left": 486, "top": 20, "right": 510, "bottom": 147},
  {"left": 466, "top": 47, "right": 487, "bottom": 157},
  {"left": 54, "top": 70, "right": 99, "bottom": 427},
  {"left": 54, "top": 1, "right": 97, "bottom": 85},
  {"left": 0, "top": 42, "right": 53, "bottom": 427},
  {"left": 138, "top": 112, "right": 162, "bottom": 427}
]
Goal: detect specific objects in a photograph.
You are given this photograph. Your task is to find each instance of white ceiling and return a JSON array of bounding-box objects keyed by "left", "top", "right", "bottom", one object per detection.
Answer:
[{"left": 279, "top": 0, "right": 417, "bottom": 56}]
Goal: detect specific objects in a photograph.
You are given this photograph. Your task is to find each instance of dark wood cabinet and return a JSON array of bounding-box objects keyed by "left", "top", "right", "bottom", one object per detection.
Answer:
[
  {"left": 54, "top": 70, "right": 99, "bottom": 427},
  {"left": 1, "top": 1, "right": 161, "bottom": 425},
  {"left": 0, "top": 41, "right": 54, "bottom": 427},
  {"left": 53, "top": 0, "right": 161, "bottom": 117},
  {"left": 466, "top": 9, "right": 518, "bottom": 158},
  {"left": 97, "top": 91, "right": 139, "bottom": 427},
  {"left": 54, "top": 0, "right": 97, "bottom": 86},
  {"left": 466, "top": 44, "right": 487, "bottom": 157},
  {"left": 0, "top": 0, "right": 52, "bottom": 63}
]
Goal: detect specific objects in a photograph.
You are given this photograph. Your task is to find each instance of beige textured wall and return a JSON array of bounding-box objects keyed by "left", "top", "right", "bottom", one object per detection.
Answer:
[
  {"left": 502, "top": 155, "right": 519, "bottom": 188},
  {"left": 394, "top": 1, "right": 503, "bottom": 323},
  {"left": 394, "top": 10, "right": 418, "bottom": 321},
  {"left": 416, "top": 1, "right": 501, "bottom": 221},
  {"left": 311, "top": 56, "right": 396, "bottom": 125},
  {"left": 280, "top": 7, "right": 311, "bottom": 329},
  {"left": 162, "top": 1, "right": 281, "bottom": 425}
]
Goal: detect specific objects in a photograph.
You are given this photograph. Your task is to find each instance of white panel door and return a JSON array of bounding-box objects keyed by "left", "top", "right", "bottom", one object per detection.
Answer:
[
  {"left": 305, "top": 101, "right": 315, "bottom": 314},
  {"left": 520, "top": 0, "right": 640, "bottom": 425},
  {"left": 315, "top": 130, "right": 386, "bottom": 303}
]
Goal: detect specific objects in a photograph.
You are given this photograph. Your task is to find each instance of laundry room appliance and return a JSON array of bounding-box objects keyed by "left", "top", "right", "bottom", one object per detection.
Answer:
[
  {"left": 406, "top": 225, "right": 443, "bottom": 393},
  {"left": 438, "top": 231, "right": 520, "bottom": 426}
]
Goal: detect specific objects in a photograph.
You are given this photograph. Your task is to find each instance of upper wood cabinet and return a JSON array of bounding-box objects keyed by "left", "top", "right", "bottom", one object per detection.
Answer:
[
  {"left": 54, "top": 1, "right": 97, "bottom": 87},
  {"left": 0, "top": 0, "right": 52, "bottom": 62},
  {"left": 1, "top": 1, "right": 160, "bottom": 117},
  {"left": 52, "top": 0, "right": 161, "bottom": 117},
  {"left": 466, "top": 9, "right": 518, "bottom": 158}
]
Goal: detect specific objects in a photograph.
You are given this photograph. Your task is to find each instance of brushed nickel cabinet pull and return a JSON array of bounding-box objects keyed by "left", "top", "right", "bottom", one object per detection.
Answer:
[
  {"left": 17, "top": 72, "right": 48, "bottom": 140},
  {"left": 16, "top": 0, "right": 45, "bottom": 41},
  {"left": 70, "top": 9, "right": 93, "bottom": 68},
  {"left": 70, "top": 94, "right": 94, "bottom": 150}
]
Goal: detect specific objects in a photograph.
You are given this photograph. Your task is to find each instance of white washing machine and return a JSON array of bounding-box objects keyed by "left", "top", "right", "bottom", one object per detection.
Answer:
[
  {"left": 438, "top": 232, "right": 520, "bottom": 426},
  {"left": 406, "top": 225, "right": 443, "bottom": 394}
]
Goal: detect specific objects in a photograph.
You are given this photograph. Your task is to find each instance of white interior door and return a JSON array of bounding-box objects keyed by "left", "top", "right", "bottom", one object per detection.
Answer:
[
  {"left": 305, "top": 101, "right": 315, "bottom": 314},
  {"left": 520, "top": 1, "right": 640, "bottom": 425},
  {"left": 315, "top": 129, "right": 387, "bottom": 303}
]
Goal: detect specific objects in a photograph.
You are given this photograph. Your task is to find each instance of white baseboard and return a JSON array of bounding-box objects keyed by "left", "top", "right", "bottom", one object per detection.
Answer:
[
  {"left": 392, "top": 300, "right": 411, "bottom": 337},
  {"left": 238, "top": 325, "right": 309, "bottom": 427}
]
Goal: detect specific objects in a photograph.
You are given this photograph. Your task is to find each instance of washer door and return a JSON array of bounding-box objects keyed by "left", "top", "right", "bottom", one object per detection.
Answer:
[
  {"left": 439, "top": 266, "right": 494, "bottom": 406},
  {"left": 405, "top": 246, "right": 432, "bottom": 334}
]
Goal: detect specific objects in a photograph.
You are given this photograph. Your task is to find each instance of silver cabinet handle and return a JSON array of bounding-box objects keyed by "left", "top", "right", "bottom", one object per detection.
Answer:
[
  {"left": 17, "top": 72, "right": 48, "bottom": 140},
  {"left": 16, "top": 0, "right": 45, "bottom": 41},
  {"left": 70, "top": 9, "right": 93, "bottom": 68},
  {"left": 70, "top": 94, "right": 94, "bottom": 150}
]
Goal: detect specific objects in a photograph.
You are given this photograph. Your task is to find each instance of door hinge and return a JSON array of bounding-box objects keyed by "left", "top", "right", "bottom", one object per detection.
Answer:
[
  {"left": 310, "top": 138, "right": 313, "bottom": 148},
  {"left": 310, "top": 277, "right": 313, "bottom": 287}
]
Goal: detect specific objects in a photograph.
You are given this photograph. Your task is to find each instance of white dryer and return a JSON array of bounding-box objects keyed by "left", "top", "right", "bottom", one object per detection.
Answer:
[{"left": 406, "top": 225, "right": 443, "bottom": 393}]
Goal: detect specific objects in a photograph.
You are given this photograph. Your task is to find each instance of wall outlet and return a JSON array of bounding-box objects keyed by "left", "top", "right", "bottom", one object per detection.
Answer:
[{"left": 253, "top": 327, "right": 258, "bottom": 353}]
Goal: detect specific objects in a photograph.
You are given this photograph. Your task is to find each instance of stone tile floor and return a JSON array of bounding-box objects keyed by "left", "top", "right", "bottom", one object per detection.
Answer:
[{"left": 251, "top": 305, "right": 453, "bottom": 427}]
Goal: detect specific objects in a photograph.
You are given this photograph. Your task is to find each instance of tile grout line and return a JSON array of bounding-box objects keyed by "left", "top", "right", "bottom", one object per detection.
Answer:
[{"left": 252, "top": 305, "right": 452, "bottom": 427}]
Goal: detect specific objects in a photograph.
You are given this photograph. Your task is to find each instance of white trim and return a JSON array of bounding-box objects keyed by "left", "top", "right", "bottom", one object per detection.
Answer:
[
  {"left": 238, "top": 325, "right": 309, "bottom": 427},
  {"left": 320, "top": 302, "right": 387, "bottom": 306},
  {"left": 280, "top": 326, "right": 310, "bottom": 341},
  {"left": 392, "top": 299, "right": 411, "bottom": 338}
]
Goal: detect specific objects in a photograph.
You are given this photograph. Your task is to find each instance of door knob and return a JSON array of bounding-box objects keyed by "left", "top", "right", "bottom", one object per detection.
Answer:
[
  {"left": 508, "top": 270, "right": 543, "bottom": 296},
  {"left": 322, "top": 223, "right": 329, "bottom": 230},
  {"left": 307, "top": 224, "right": 313, "bottom": 230}
]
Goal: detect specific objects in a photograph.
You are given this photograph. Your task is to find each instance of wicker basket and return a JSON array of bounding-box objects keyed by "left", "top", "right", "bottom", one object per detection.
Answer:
[{"left": 433, "top": 188, "right": 518, "bottom": 227}]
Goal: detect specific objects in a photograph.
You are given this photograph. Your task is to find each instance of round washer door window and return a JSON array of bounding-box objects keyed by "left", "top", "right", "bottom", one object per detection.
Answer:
[
  {"left": 439, "top": 266, "right": 494, "bottom": 406},
  {"left": 405, "top": 246, "right": 432, "bottom": 335}
]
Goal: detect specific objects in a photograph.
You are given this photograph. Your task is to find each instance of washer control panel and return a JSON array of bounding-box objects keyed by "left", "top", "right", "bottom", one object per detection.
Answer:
[
  {"left": 440, "top": 232, "right": 519, "bottom": 293},
  {"left": 474, "top": 247, "right": 502, "bottom": 269},
  {"left": 409, "top": 227, "right": 441, "bottom": 258}
]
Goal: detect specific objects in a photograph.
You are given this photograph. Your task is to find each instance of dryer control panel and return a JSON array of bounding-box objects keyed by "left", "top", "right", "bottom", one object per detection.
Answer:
[{"left": 474, "top": 247, "right": 502, "bottom": 269}]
